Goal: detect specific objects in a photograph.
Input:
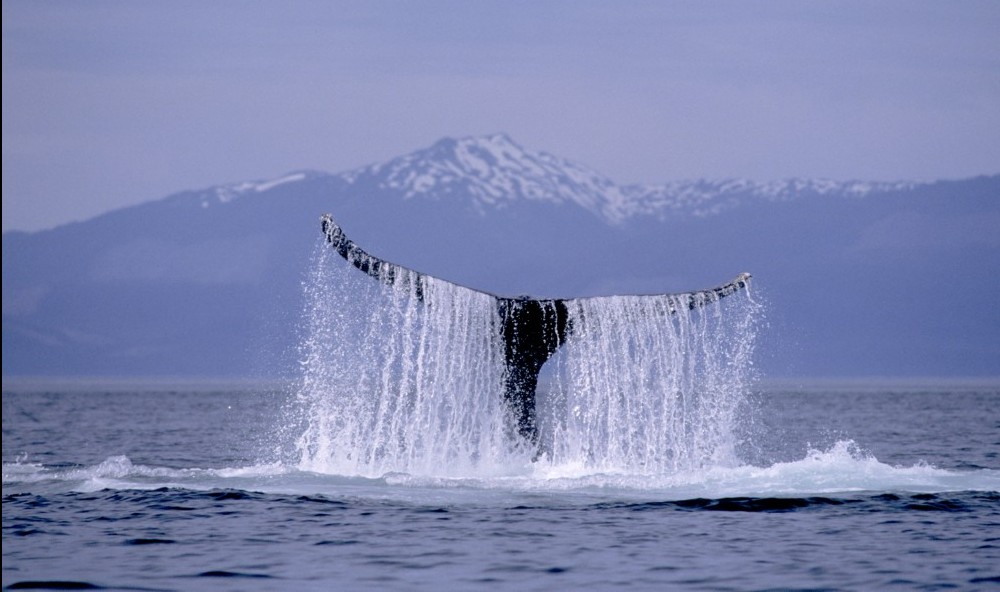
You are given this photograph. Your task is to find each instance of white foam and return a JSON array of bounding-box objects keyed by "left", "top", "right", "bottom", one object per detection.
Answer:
[
  {"left": 333, "top": 440, "right": 1000, "bottom": 500},
  {"left": 5, "top": 440, "right": 996, "bottom": 499}
]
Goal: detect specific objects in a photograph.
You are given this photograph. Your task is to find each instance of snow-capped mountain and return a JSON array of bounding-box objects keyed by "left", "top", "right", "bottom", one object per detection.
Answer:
[
  {"left": 192, "top": 134, "right": 928, "bottom": 223},
  {"left": 3, "top": 135, "right": 998, "bottom": 379},
  {"left": 342, "top": 134, "right": 631, "bottom": 221}
]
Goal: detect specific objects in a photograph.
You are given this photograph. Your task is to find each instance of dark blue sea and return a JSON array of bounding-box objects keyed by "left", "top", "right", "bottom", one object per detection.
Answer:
[{"left": 3, "top": 379, "right": 998, "bottom": 591}]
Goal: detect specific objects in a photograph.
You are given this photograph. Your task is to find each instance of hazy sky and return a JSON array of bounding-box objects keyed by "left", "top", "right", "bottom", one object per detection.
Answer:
[{"left": 3, "top": 1, "right": 999, "bottom": 232}]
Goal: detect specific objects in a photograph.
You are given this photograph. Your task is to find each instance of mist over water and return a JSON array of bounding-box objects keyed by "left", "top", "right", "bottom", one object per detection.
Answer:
[{"left": 291, "top": 245, "right": 762, "bottom": 478}]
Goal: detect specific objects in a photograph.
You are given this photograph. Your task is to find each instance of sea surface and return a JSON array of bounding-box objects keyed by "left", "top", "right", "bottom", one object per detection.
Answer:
[{"left": 3, "top": 379, "right": 999, "bottom": 591}]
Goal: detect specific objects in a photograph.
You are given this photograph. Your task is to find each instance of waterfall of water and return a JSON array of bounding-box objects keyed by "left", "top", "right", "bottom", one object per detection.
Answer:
[
  {"left": 294, "top": 245, "right": 760, "bottom": 477},
  {"left": 294, "top": 246, "right": 515, "bottom": 477},
  {"left": 542, "top": 294, "right": 759, "bottom": 473}
]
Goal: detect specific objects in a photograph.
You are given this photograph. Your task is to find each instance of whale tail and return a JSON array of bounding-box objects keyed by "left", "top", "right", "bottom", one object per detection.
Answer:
[{"left": 320, "top": 213, "right": 751, "bottom": 447}]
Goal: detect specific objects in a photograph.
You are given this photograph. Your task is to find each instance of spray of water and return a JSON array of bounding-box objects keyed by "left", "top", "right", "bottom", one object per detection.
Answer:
[
  {"left": 543, "top": 295, "right": 759, "bottom": 474},
  {"left": 293, "top": 244, "right": 761, "bottom": 478}
]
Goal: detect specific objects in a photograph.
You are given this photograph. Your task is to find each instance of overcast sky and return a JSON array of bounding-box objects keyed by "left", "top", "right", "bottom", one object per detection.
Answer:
[{"left": 3, "top": 1, "right": 999, "bottom": 232}]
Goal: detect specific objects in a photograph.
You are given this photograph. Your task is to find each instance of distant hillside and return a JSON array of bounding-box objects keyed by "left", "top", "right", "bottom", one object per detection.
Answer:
[{"left": 3, "top": 134, "right": 998, "bottom": 378}]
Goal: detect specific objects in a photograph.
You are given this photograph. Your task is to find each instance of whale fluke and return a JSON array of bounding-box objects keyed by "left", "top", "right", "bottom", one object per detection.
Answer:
[{"left": 320, "top": 213, "right": 751, "bottom": 447}]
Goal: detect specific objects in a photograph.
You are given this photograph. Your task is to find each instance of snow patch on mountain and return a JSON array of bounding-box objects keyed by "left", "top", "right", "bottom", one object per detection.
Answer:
[
  {"left": 622, "top": 178, "right": 922, "bottom": 218},
  {"left": 199, "top": 172, "right": 317, "bottom": 208}
]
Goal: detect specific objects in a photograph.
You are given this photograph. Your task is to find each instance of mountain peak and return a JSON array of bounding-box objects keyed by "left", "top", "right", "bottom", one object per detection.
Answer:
[
  {"left": 344, "top": 134, "right": 631, "bottom": 221},
  {"left": 430, "top": 132, "right": 520, "bottom": 152}
]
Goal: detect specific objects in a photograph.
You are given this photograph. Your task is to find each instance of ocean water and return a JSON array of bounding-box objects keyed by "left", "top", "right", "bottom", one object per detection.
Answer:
[{"left": 4, "top": 382, "right": 998, "bottom": 591}]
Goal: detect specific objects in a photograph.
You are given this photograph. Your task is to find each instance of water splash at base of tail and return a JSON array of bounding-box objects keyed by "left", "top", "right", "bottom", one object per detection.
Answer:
[{"left": 292, "top": 244, "right": 761, "bottom": 478}]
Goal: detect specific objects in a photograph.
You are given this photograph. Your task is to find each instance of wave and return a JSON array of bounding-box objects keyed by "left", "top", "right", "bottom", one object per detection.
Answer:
[
  {"left": 2, "top": 455, "right": 292, "bottom": 495},
  {"left": 5, "top": 441, "right": 997, "bottom": 502}
]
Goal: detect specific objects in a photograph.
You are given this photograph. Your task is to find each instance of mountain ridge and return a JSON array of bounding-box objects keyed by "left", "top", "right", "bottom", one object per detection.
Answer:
[
  {"left": 3, "top": 134, "right": 998, "bottom": 378},
  {"left": 174, "top": 133, "right": 942, "bottom": 225}
]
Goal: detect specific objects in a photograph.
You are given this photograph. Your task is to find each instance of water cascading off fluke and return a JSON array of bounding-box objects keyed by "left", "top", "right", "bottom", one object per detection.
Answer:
[{"left": 293, "top": 218, "right": 760, "bottom": 477}]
